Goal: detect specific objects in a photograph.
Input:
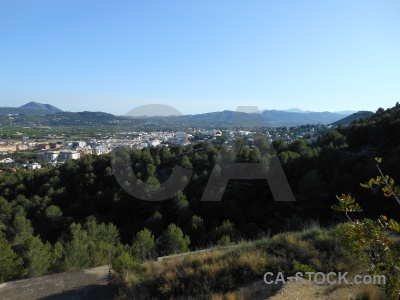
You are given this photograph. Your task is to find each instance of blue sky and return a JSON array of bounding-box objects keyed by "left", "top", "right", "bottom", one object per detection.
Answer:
[{"left": 0, "top": 1, "right": 399, "bottom": 115}]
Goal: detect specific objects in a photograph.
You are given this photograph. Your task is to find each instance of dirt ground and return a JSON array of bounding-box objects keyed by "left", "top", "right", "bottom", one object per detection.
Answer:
[
  {"left": 0, "top": 266, "right": 117, "bottom": 300},
  {"left": 238, "top": 277, "right": 384, "bottom": 300}
]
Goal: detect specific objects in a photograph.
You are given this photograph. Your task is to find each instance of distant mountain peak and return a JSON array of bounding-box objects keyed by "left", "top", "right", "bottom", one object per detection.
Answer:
[
  {"left": 0, "top": 101, "right": 63, "bottom": 115},
  {"left": 334, "top": 110, "right": 357, "bottom": 115},
  {"left": 20, "top": 102, "right": 62, "bottom": 112},
  {"left": 284, "top": 108, "right": 305, "bottom": 113}
]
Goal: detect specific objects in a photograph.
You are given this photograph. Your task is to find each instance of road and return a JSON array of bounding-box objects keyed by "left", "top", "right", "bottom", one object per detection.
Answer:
[{"left": 0, "top": 266, "right": 116, "bottom": 300}]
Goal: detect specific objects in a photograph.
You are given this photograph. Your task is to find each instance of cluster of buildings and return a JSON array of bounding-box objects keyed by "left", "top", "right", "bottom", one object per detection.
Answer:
[
  {"left": 0, "top": 157, "right": 41, "bottom": 170},
  {"left": 0, "top": 125, "right": 330, "bottom": 170},
  {"left": 0, "top": 140, "right": 32, "bottom": 152},
  {"left": 39, "top": 131, "right": 194, "bottom": 165}
]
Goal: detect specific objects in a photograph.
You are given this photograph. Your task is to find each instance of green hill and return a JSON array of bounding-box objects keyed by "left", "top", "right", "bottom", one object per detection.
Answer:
[{"left": 331, "top": 111, "right": 373, "bottom": 125}]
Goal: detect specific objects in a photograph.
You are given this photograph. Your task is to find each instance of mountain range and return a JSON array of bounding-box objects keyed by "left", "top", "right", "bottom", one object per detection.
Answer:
[
  {"left": 283, "top": 108, "right": 357, "bottom": 115},
  {"left": 176, "top": 109, "right": 348, "bottom": 127},
  {"left": 0, "top": 102, "right": 63, "bottom": 115},
  {"left": 0, "top": 102, "right": 370, "bottom": 127}
]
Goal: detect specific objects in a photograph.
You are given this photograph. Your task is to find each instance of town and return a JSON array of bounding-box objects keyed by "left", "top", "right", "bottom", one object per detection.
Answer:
[{"left": 0, "top": 124, "right": 332, "bottom": 171}]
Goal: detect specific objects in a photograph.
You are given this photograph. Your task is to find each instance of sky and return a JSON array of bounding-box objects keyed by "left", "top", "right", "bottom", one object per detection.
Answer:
[{"left": 0, "top": 0, "right": 399, "bottom": 115}]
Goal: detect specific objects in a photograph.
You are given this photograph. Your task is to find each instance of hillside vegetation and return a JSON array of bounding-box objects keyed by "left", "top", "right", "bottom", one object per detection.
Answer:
[{"left": 115, "top": 225, "right": 364, "bottom": 299}]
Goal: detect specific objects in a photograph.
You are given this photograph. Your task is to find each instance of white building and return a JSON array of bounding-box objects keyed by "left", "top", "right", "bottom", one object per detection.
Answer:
[
  {"left": 214, "top": 130, "right": 222, "bottom": 137},
  {"left": 28, "top": 163, "right": 41, "bottom": 170},
  {"left": 72, "top": 141, "right": 87, "bottom": 148},
  {"left": 0, "top": 158, "right": 14, "bottom": 164},
  {"left": 60, "top": 150, "right": 80, "bottom": 161},
  {"left": 44, "top": 151, "right": 60, "bottom": 163},
  {"left": 148, "top": 139, "right": 161, "bottom": 147},
  {"left": 62, "top": 141, "right": 73, "bottom": 148}
]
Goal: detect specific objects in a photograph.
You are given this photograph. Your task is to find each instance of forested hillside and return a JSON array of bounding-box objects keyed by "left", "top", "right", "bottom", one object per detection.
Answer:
[{"left": 1, "top": 104, "right": 400, "bottom": 283}]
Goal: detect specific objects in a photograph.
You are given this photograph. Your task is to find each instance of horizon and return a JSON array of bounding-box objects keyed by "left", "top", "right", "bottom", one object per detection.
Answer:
[
  {"left": 1, "top": 1, "right": 399, "bottom": 115},
  {"left": 2, "top": 100, "right": 374, "bottom": 116}
]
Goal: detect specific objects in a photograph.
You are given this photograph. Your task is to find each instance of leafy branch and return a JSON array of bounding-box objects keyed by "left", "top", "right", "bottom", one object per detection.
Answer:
[{"left": 332, "top": 158, "right": 400, "bottom": 298}]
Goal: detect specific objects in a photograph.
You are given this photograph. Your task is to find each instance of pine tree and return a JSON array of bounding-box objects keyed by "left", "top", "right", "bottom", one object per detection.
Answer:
[
  {"left": 157, "top": 224, "right": 190, "bottom": 256},
  {"left": 132, "top": 228, "right": 156, "bottom": 261},
  {"left": 0, "top": 233, "right": 22, "bottom": 282}
]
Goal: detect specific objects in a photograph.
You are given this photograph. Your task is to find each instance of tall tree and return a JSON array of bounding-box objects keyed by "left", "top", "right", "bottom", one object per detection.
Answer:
[
  {"left": 21, "top": 236, "right": 51, "bottom": 278},
  {"left": 157, "top": 224, "right": 190, "bottom": 256},
  {"left": 0, "top": 233, "right": 21, "bottom": 282},
  {"left": 132, "top": 228, "right": 156, "bottom": 261}
]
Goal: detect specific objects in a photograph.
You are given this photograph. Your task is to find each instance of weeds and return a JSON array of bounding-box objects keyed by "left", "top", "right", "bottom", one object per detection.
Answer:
[{"left": 115, "top": 227, "right": 362, "bottom": 299}]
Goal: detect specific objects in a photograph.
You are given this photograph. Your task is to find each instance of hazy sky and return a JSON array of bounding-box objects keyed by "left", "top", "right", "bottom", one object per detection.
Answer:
[{"left": 1, "top": 1, "right": 399, "bottom": 115}]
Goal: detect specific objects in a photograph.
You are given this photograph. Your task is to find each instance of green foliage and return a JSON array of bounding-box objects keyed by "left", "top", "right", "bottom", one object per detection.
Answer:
[
  {"left": 0, "top": 196, "right": 12, "bottom": 225},
  {"left": 0, "top": 233, "right": 22, "bottom": 282},
  {"left": 62, "top": 224, "right": 91, "bottom": 271},
  {"left": 60, "top": 219, "right": 121, "bottom": 271},
  {"left": 189, "top": 215, "right": 206, "bottom": 245},
  {"left": 157, "top": 223, "right": 190, "bottom": 256},
  {"left": 20, "top": 236, "right": 51, "bottom": 278},
  {"left": 217, "top": 235, "right": 232, "bottom": 246},
  {"left": 331, "top": 194, "right": 362, "bottom": 222},
  {"left": 12, "top": 214, "right": 34, "bottom": 247},
  {"left": 278, "top": 150, "right": 300, "bottom": 164},
  {"left": 44, "top": 205, "right": 63, "bottom": 221},
  {"left": 332, "top": 160, "right": 400, "bottom": 299},
  {"left": 172, "top": 191, "right": 189, "bottom": 211},
  {"left": 212, "top": 220, "right": 236, "bottom": 243},
  {"left": 181, "top": 155, "right": 193, "bottom": 169},
  {"left": 360, "top": 159, "right": 400, "bottom": 203},
  {"left": 132, "top": 228, "right": 156, "bottom": 262},
  {"left": 50, "top": 241, "right": 64, "bottom": 273},
  {"left": 112, "top": 252, "right": 139, "bottom": 272}
]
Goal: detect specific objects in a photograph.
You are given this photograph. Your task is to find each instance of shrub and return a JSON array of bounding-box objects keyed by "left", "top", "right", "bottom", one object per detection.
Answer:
[{"left": 332, "top": 158, "right": 400, "bottom": 298}]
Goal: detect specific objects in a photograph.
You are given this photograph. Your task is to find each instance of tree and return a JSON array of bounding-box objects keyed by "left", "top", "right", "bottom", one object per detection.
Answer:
[
  {"left": 20, "top": 236, "right": 51, "bottom": 278},
  {"left": 172, "top": 191, "right": 189, "bottom": 211},
  {"left": 188, "top": 215, "right": 206, "bottom": 245},
  {"left": 0, "top": 233, "right": 22, "bottom": 282},
  {"left": 44, "top": 205, "right": 63, "bottom": 221},
  {"left": 160, "top": 147, "right": 172, "bottom": 162},
  {"left": 12, "top": 214, "right": 34, "bottom": 248},
  {"left": 332, "top": 158, "right": 400, "bottom": 298},
  {"left": 84, "top": 219, "right": 120, "bottom": 266},
  {"left": 141, "top": 148, "right": 154, "bottom": 165},
  {"left": 217, "top": 235, "right": 232, "bottom": 247},
  {"left": 144, "top": 211, "right": 166, "bottom": 236},
  {"left": 112, "top": 252, "right": 138, "bottom": 272},
  {"left": 132, "top": 228, "right": 156, "bottom": 261},
  {"left": 157, "top": 224, "right": 190, "bottom": 256},
  {"left": 181, "top": 156, "right": 193, "bottom": 169},
  {"left": 211, "top": 220, "right": 236, "bottom": 243},
  {"left": 50, "top": 241, "right": 64, "bottom": 273},
  {"left": 146, "top": 164, "right": 156, "bottom": 178},
  {"left": 0, "top": 197, "right": 13, "bottom": 227},
  {"left": 278, "top": 151, "right": 300, "bottom": 164},
  {"left": 62, "top": 223, "right": 90, "bottom": 271}
]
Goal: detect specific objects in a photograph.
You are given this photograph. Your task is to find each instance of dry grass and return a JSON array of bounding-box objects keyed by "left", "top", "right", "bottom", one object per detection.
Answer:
[
  {"left": 116, "top": 227, "right": 362, "bottom": 299},
  {"left": 211, "top": 290, "right": 245, "bottom": 300},
  {"left": 356, "top": 284, "right": 385, "bottom": 300}
]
